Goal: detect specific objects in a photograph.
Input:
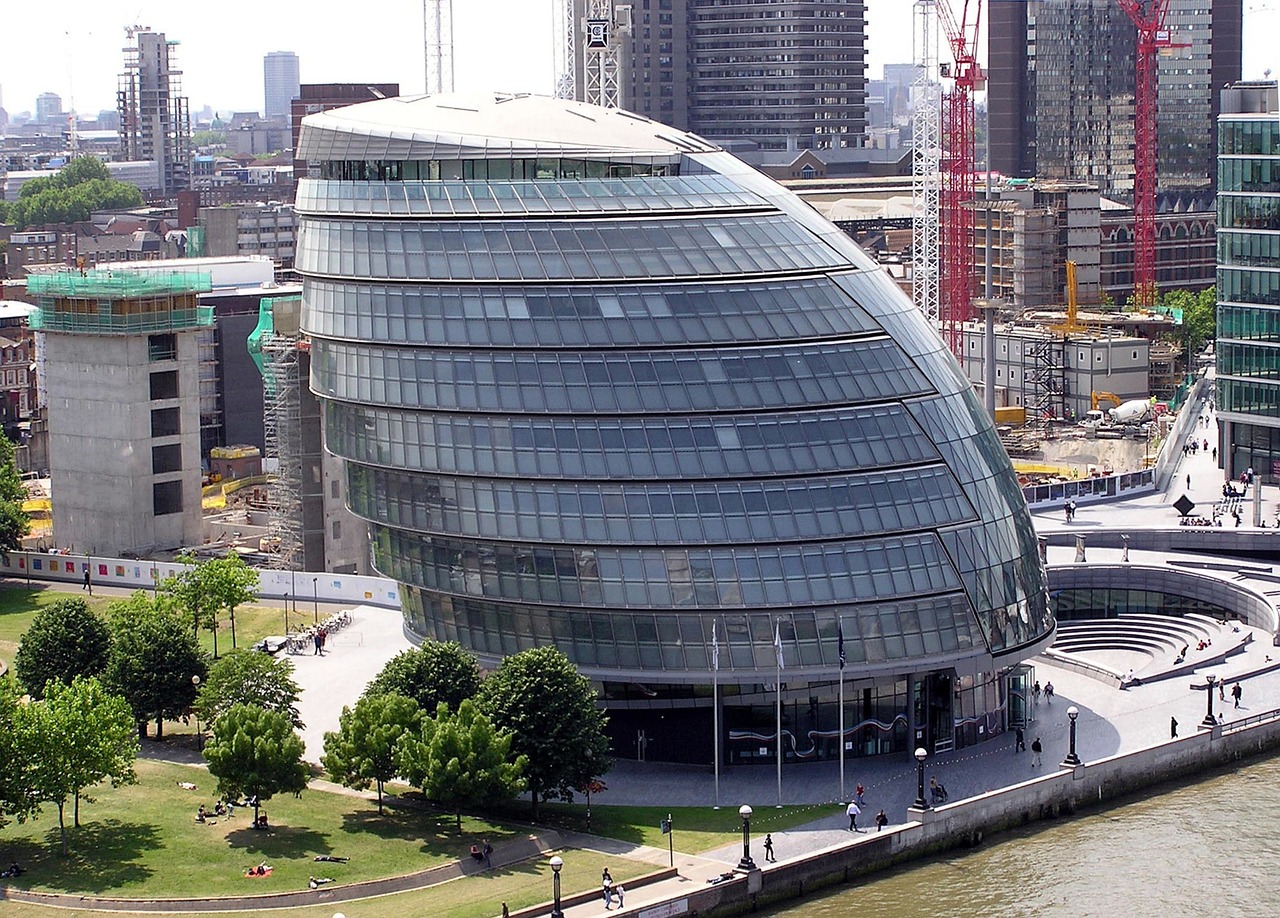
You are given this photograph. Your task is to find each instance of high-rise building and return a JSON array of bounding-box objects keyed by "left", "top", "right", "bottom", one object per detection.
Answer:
[
  {"left": 35, "top": 92, "right": 63, "bottom": 125},
  {"left": 295, "top": 93, "right": 1052, "bottom": 764},
  {"left": 117, "top": 28, "right": 192, "bottom": 196},
  {"left": 988, "top": 0, "right": 1242, "bottom": 198},
  {"left": 589, "top": 0, "right": 867, "bottom": 152},
  {"left": 264, "top": 52, "right": 301, "bottom": 122},
  {"left": 1216, "top": 81, "right": 1280, "bottom": 482}
]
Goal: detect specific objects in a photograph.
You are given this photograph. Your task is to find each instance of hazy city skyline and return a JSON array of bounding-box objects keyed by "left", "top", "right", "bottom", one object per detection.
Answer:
[{"left": 1, "top": 2, "right": 1275, "bottom": 122}]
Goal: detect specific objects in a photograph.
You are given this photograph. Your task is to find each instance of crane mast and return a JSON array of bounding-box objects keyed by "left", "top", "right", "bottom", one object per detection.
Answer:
[
  {"left": 424, "top": 0, "right": 455, "bottom": 95},
  {"left": 1115, "top": 0, "right": 1178, "bottom": 308},
  {"left": 937, "top": 0, "right": 983, "bottom": 360},
  {"left": 912, "top": 1, "right": 942, "bottom": 330}
]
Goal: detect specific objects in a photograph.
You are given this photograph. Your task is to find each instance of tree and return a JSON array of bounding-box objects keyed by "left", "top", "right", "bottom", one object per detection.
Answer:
[
  {"left": 161, "top": 553, "right": 258, "bottom": 655},
  {"left": 0, "top": 676, "right": 37, "bottom": 831},
  {"left": 15, "top": 676, "right": 137, "bottom": 854},
  {"left": 203, "top": 704, "right": 308, "bottom": 825},
  {"left": 322, "top": 693, "right": 422, "bottom": 814},
  {"left": 364, "top": 642, "right": 481, "bottom": 713},
  {"left": 195, "top": 649, "right": 303, "bottom": 730},
  {"left": 397, "top": 699, "right": 525, "bottom": 830},
  {"left": 102, "top": 592, "right": 206, "bottom": 739},
  {"left": 0, "top": 435, "right": 30, "bottom": 554},
  {"left": 477, "top": 647, "right": 611, "bottom": 819},
  {"left": 13, "top": 597, "right": 111, "bottom": 699},
  {"left": 5, "top": 157, "right": 143, "bottom": 231}
]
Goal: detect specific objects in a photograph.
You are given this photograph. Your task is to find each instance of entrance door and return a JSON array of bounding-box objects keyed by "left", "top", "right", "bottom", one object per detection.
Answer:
[
  {"left": 914, "top": 672, "right": 954, "bottom": 754},
  {"left": 1008, "top": 666, "right": 1033, "bottom": 728}
]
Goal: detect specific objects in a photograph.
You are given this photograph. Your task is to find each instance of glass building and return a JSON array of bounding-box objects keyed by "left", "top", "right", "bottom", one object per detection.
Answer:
[
  {"left": 295, "top": 93, "right": 1053, "bottom": 764},
  {"left": 1217, "top": 81, "right": 1280, "bottom": 481}
]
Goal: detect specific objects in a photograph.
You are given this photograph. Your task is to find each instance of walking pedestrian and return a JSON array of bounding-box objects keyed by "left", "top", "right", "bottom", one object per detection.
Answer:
[
  {"left": 482, "top": 839, "right": 493, "bottom": 868},
  {"left": 1171, "top": 716, "right": 1179, "bottom": 738},
  {"left": 846, "top": 800, "right": 861, "bottom": 831},
  {"left": 1032, "top": 681, "right": 1042, "bottom": 705},
  {"left": 763, "top": 833, "right": 775, "bottom": 862},
  {"left": 855, "top": 782, "right": 865, "bottom": 807},
  {"left": 1219, "top": 680, "right": 1226, "bottom": 701},
  {"left": 1233, "top": 682, "right": 1243, "bottom": 708},
  {"left": 319, "top": 629, "right": 327, "bottom": 654},
  {"left": 1187, "top": 473, "right": 1192, "bottom": 489},
  {"left": 1015, "top": 726, "right": 1026, "bottom": 752},
  {"left": 82, "top": 568, "right": 91, "bottom": 593},
  {"left": 875, "top": 809, "right": 889, "bottom": 831},
  {"left": 1031, "top": 737, "right": 1043, "bottom": 766},
  {"left": 502, "top": 904, "right": 509, "bottom": 918},
  {"left": 312, "top": 632, "right": 321, "bottom": 655},
  {"left": 1213, "top": 447, "right": 1218, "bottom": 463},
  {"left": 1044, "top": 681, "right": 1055, "bottom": 703},
  {"left": 615, "top": 884, "right": 625, "bottom": 907},
  {"left": 603, "top": 867, "right": 614, "bottom": 909}
]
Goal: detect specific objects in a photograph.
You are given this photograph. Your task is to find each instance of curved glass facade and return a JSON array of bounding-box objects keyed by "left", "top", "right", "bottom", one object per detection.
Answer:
[{"left": 296, "top": 94, "right": 1053, "bottom": 705}]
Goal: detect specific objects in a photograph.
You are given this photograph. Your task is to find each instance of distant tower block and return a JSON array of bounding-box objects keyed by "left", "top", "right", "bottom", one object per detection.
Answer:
[
  {"left": 425, "top": 0, "right": 455, "bottom": 94},
  {"left": 30, "top": 269, "right": 212, "bottom": 557},
  {"left": 264, "top": 51, "right": 301, "bottom": 121},
  {"left": 117, "top": 27, "right": 191, "bottom": 195}
]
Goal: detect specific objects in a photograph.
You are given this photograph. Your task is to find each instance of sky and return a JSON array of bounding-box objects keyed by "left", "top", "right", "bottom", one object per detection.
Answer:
[{"left": 0, "top": 1, "right": 1276, "bottom": 120}]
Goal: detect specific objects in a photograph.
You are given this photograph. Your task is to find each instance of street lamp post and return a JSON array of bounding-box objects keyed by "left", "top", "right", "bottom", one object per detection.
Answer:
[
  {"left": 1063, "top": 705, "right": 1081, "bottom": 766},
  {"left": 549, "top": 855, "right": 564, "bottom": 918},
  {"left": 914, "top": 747, "right": 929, "bottom": 809},
  {"left": 313, "top": 577, "right": 319, "bottom": 624},
  {"left": 1202, "top": 674, "right": 1218, "bottom": 728},
  {"left": 191, "top": 675, "right": 203, "bottom": 751},
  {"left": 284, "top": 593, "right": 290, "bottom": 633},
  {"left": 737, "top": 804, "right": 756, "bottom": 870}
]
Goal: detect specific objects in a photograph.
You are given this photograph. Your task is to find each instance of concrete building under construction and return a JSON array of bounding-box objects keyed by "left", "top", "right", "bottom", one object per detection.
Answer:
[
  {"left": 31, "top": 269, "right": 210, "bottom": 555},
  {"left": 117, "top": 28, "right": 192, "bottom": 196}
]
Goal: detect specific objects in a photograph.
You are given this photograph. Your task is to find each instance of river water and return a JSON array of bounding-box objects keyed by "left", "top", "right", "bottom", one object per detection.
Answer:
[{"left": 763, "top": 755, "right": 1280, "bottom": 917}]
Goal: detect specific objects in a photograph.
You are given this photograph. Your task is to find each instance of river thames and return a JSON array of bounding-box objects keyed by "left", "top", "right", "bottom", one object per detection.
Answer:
[{"left": 762, "top": 755, "right": 1280, "bottom": 917}]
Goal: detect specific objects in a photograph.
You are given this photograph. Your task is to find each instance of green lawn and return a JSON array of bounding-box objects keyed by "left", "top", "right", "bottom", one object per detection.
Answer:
[
  {"left": 0, "top": 582, "right": 296, "bottom": 671},
  {"left": 0, "top": 759, "right": 619, "bottom": 899},
  {"left": 526, "top": 800, "right": 820, "bottom": 853}
]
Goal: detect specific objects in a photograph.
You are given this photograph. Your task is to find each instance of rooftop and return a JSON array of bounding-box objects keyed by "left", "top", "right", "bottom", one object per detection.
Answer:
[{"left": 297, "top": 92, "right": 722, "bottom": 162}]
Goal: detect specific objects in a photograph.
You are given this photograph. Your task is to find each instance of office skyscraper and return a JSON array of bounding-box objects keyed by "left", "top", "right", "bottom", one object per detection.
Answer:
[
  {"left": 264, "top": 51, "right": 301, "bottom": 122},
  {"left": 586, "top": 0, "right": 867, "bottom": 152},
  {"left": 988, "top": 0, "right": 1242, "bottom": 198},
  {"left": 117, "top": 28, "right": 191, "bottom": 196}
]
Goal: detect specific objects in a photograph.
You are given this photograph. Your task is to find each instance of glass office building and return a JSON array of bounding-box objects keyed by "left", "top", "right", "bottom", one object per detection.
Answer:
[
  {"left": 1217, "top": 82, "right": 1280, "bottom": 481},
  {"left": 295, "top": 93, "right": 1053, "bottom": 763}
]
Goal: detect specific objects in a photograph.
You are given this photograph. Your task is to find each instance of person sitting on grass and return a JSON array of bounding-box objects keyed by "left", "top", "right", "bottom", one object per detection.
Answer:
[
  {"left": 195, "top": 805, "right": 208, "bottom": 823},
  {"left": 245, "top": 862, "right": 272, "bottom": 877}
]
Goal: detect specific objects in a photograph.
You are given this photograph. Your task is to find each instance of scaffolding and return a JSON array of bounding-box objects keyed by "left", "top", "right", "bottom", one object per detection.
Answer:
[
  {"left": 27, "top": 269, "right": 213, "bottom": 335},
  {"left": 248, "top": 295, "right": 304, "bottom": 570},
  {"left": 1022, "top": 335, "right": 1068, "bottom": 427}
]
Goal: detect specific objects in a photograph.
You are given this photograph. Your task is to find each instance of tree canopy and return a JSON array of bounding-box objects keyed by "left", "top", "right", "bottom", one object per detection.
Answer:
[
  {"left": 15, "top": 676, "right": 137, "bottom": 854},
  {"left": 0, "top": 157, "right": 143, "bottom": 230},
  {"left": 364, "top": 642, "right": 481, "bottom": 713},
  {"left": 195, "top": 649, "right": 303, "bottom": 730},
  {"left": 204, "top": 704, "right": 308, "bottom": 824},
  {"left": 0, "top": 676, "right": 38, "bottom": 831},
  {"left": 0, "top": 435, "right": 30, "bottom": 553},
  {"left": 322, "top": 692, "right": 422, "bottom": 814},
  {"left": 14, "top": 597, "right": 111, "bottom": 699},
  {"left": 102, "top": 592, "right": 205, "bottom": 738},
  {"left": 161, "top": 553, "right": 259, "bottom": 655},
  {"left": 477, "top": 646, "right": 610, "bottom": 818},
  {"left": 397, "top": 699, "right": 525, "bottom": 830}
]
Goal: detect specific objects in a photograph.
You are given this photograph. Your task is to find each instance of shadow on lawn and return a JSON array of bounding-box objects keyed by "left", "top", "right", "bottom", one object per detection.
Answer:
[
  {"left": 339, "top": 807, "right": 520, "bottom": 856},
  {"left": 0, "top": 819, "right": 160, "bottom": 894},
  {"left": 225, "top": 824, "right": 331, "bottom": 859}
]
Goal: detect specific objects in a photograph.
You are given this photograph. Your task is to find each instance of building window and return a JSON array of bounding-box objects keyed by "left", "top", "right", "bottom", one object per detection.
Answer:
[
  {"left": 152, "top": 444, "right": 182, "bottom": 474},
  {"left": 150, "top": 370, "right": 179, "bottom": 400},
  {"left": 151, "top": 407, "right": 181, "bottom": 438},
  {"left": 153, "top": 480, "right": 183, "bottom": 516},
  {"left": 331, "top": 520, "right": 342, "bottom": 540},
  {"left": 149, "top": 333, "right": 177, "bottom": 362}
]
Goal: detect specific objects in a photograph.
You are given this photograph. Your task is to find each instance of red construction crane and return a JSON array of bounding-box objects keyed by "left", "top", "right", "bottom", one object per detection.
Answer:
[
  {"left": 937, "top": 0, "right": 984, "bottom": 359},
  {"left": 1116, "top": 0, "right": 1180, "bottom": 308}
]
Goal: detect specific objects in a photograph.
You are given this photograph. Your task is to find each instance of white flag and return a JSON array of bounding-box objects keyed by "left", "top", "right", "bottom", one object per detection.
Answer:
[
  {"left": 711, "top": 622, "right": 719, "bottom": 672},
  {"left": 774, "top": 621, "right": 785, "bottom": 671}
]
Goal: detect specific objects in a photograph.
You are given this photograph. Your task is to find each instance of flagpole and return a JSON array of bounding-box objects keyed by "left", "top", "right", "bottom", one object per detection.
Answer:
[
  {"left": 775, "top": 621, "right": 783, "bottom": 807},
  {"left": 839, "top": 657, "right": 845, "bottom": 802},
  {"left": 713, "top": 624, "right": 720, "bottom": 808},
  {"left": 838, "top": 618, "right": 846, "bottom": 802}
]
